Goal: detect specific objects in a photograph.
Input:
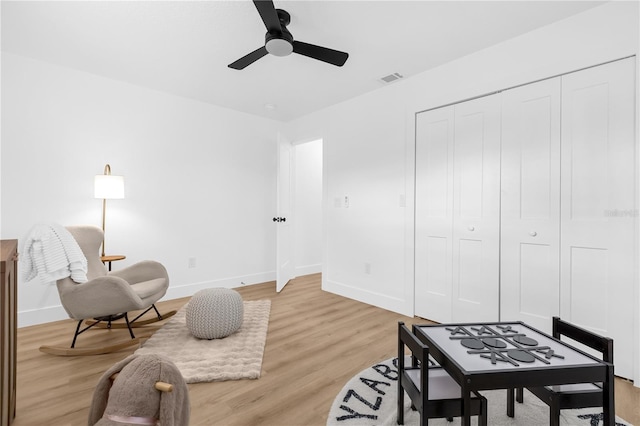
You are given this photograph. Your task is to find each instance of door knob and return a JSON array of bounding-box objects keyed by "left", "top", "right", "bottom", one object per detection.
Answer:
[
  {"left": 529, "top": 231, "right": 537, "bottom": 237},
  {"left": 468, "top": 226, "right": 475, "bottom": 231}
]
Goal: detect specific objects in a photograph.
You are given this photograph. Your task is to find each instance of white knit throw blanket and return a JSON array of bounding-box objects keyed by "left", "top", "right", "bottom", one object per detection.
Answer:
[{"left": 22, "top": 223, "right": 88, "bottom": 283}]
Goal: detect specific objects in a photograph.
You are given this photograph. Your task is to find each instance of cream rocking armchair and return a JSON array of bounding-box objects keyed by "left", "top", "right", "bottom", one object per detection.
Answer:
[{"left": 39, "top": 225, "right": 176, "bottom": 356}]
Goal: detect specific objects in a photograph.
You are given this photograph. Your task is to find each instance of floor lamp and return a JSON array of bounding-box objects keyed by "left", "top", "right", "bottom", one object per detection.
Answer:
[{"left": 94, "top": 164, "right": 124, "bottom": 257}]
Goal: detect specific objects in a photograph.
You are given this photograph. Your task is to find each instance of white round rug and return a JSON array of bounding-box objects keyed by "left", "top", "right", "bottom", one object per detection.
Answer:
[{"left": 327, "top": 358, "right": 632, "bottom": 426}]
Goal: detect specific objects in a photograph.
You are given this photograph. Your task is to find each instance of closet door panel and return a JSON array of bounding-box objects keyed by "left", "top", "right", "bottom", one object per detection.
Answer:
[
  {"left": 560, "top": 58, "right": 635, "bottom": 379},
  {"left": 452, "top": 94, "right": 501, "bottom": 322},
  {"left": 415, "top": 106, "right": 455, "bottom": 322},
  {"left": 424, "top": 237, "right": 449, "bottom": 296},
  {"left": 457, "top": 239, "right": 484, "bottom": 304},
  {"left": 519, "top": 243, "right": 555, "bottom": 317},
  {"left": 500, "top": 78, "right": 561, "bottom": 334},
  {"left": 568, "top": 247, "right": 609, "bottom": 326},
  {"left": 456, "top": 111, "right": 484, "bottom": 218}
]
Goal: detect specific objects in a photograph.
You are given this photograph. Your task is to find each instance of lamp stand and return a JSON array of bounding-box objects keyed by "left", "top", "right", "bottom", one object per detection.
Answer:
[
  {"left": 101, "top": 198, "right": 107, "bottom": 257},
  {"left": 100, "top": 164, "right": 112, "bottom": 257},
  {"left": 95, "top": 163, "right": 124, "bottom": 259}
]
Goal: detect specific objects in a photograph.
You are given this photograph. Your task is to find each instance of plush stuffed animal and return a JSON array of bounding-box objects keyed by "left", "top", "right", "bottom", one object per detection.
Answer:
[{"left": 88, "top": 354, "right": 190, "bottom": 426}]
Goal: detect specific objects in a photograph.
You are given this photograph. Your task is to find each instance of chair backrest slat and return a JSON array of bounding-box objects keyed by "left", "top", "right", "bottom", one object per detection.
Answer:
[
  {"left": 399, "top": 322, "right": 426, "bottom": 355},
  {"left": 553, "top": 316, "right": 614, "bottom": 363},
  {"left": 398, "top": 322, "right": 429, "bottom": 398}
]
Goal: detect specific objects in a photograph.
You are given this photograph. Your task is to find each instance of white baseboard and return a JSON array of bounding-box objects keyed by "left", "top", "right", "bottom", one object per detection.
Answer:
[
  {"left": 18, "top": 271, "right": 277, "bottom": 328},
  {"left": 164, "top": 271, "right": 276, "bottom": 300},
  {"left": 294, "top": 263, "right": 322, "bottom": 277},
  {"left": 322, "top": 278, "right": 413, "bottom": 317},
  {"left": 18, "top": 305, "right": 70, "bottom": 328}
]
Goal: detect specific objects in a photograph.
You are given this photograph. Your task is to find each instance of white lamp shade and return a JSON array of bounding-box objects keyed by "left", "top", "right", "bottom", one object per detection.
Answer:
[{"left": 94, "top": 175, "right": 125, "bottom": 199}]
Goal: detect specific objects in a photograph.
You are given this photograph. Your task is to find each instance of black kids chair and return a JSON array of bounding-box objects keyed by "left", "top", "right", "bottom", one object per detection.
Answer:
[
  {"left": 507, "top": 316, "right": 614, "bottom": 426},
  {"left": 397, "top": 321, "right": 487, "bottom": 426}
]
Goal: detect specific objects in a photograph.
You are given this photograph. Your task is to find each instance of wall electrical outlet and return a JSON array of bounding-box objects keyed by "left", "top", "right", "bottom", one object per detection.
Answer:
[
  {"left": 188, "top": 257, "right": 197, "bottom": 268},
  {"left": 344, "top": 195, "right": 350, "bottom": 208}
]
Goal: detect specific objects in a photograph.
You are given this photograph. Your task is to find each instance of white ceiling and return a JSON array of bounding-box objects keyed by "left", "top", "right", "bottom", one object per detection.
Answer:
[{"left": 1, "top": 1, "right": 605, "bottom": 122}]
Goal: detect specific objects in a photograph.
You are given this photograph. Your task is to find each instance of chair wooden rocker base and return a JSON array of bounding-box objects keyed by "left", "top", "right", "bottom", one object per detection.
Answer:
[
  {"left": 39, "top": 338, "right": 143, "bottom": 356},
  {"left": 39, "top": 305, "right": 175, "bottom": 357}
]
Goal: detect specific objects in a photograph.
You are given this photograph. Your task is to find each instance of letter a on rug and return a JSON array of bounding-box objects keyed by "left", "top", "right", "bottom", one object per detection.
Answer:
[
  {"left": 135, "top": 300, "right": 270, "bottom": 383},
  {"left": 327, "top": 358, "right": 633, "bottom": 426}
]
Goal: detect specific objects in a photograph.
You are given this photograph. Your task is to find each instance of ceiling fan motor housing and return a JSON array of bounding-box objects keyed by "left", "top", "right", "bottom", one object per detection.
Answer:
[
  {"left": 265, "top": 29, "right": 293, "bottom": 56},
  {"left": 265, "top": 9, "right": 293, "bottom": 56}
]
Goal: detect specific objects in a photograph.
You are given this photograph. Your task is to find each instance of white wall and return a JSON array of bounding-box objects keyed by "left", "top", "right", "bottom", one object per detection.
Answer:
[
  {"left": 293, "top": 139, "right": 322, "bottom": 276},
  {"left": 286, "top": 86, "right": 412, "bottom": 315},
  {"left": 286, "top": 1, "right": 639, "bottom": 323},
  {"left": 1, "top": 53, "right": 280, "bottom": 326}
]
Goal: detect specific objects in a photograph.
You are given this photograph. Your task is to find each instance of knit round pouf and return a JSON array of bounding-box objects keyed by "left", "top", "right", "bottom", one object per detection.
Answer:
[{"left": 186, "top": 288, "right": 244, "bottom": 339}]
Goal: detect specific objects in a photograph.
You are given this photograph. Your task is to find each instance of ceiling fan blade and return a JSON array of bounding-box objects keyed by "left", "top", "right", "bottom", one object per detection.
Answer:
[
  {"left": 292, "top": 41, "right": 349, "bottom": 67},
  {"left": 253, "top": 0, "right": 282, "bottom": 33},
  {"left": 228, "top": 46, "right": 268, "bottom": 70}
]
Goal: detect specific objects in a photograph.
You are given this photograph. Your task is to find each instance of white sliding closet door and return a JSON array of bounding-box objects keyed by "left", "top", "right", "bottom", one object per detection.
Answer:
[
  {"left": 415, "top": 95, "right": 501, "bottom": 323},
  {"left": 560, "top": 58, "right": 636, "bottom": 379},
  {"left": 415, "top": 106, "right": 455, "bottom": 322},
  {"left": 452, "top": 95, "right": 501, "bottom": 322},
  {"left": 500, "top": 78, "right": 561, "bottom": 334}
]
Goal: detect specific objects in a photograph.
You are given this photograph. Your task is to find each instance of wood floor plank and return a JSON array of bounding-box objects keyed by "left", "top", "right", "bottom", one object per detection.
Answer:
[{"left": 13, "top": 273, "right": 640, "bottom": 425}]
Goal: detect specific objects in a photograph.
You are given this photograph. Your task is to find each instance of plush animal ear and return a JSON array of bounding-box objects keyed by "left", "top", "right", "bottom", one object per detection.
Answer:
[
  {"left": 157, "top": 357, "right": 190, "bottom": 426},
  {"left": 88, "top": 354, "right": 140, "bottom": 426},
  {"left": 158, "top": 386, "right": 176, "bottom": 426},
  {"left": 87, "top": 378, "right": 111, "bottom": 426}
]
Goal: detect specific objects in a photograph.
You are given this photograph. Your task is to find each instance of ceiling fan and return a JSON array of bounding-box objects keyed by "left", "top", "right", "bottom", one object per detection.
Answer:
[{"left": 228, "top": 0, "right": 349, "bottom": 70}]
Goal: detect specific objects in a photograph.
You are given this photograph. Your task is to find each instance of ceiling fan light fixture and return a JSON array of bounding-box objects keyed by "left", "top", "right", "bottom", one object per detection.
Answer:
[{"left": 265, "top": 38, "right": 293, "bottom": 57}]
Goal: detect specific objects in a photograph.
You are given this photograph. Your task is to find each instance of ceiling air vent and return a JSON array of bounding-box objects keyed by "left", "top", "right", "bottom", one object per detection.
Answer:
[{"left": 380, "top": 72, "right": 404, "bottom": 84}]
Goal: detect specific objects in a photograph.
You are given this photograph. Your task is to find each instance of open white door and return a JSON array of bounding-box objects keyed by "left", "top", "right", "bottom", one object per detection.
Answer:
[{"left": 276, "top": 132, "right": 295, "bottom": 292}]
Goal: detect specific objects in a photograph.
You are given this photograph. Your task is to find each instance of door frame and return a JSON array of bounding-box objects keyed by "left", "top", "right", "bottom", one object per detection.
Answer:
[{"left": 276, "top": 134, "right": 324, "bottom": 292}]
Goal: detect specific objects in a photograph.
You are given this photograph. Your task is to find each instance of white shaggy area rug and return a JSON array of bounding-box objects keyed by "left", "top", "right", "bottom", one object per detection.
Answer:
[
  {"left": 328, "top": 358, "right": 632, "bottom": 426},
  {"left": 135, "top": 300, "right": 270, "bottom": 383}
]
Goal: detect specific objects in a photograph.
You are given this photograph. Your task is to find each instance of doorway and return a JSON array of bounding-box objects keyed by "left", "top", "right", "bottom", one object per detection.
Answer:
[
  {"left": 292, "top": 138, "right": 323, "bottom": 277},
  {"left": 275, "top": 137, "right": 323, "bottom": 292}
]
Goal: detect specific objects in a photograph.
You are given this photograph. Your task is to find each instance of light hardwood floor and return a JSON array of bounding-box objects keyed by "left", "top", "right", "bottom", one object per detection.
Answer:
[{"left": 13, "top": 274, "right": 640, "bottom": 425}]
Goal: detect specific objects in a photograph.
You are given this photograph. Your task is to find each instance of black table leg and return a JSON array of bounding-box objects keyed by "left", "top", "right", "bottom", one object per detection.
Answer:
[
  {"left": 462, "top": 384, "right": 472, "bottom": 426},
  {"left": 507, "top": 388, "right": 515, "bottom": 417},
  {"left": 603, "top": 364, "right": 615, "bottom": 426}
]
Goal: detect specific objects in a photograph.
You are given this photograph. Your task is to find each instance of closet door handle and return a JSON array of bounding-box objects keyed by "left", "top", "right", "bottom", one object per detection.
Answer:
[
  {"left": 529, "top": 231, "right": 537, "bottom": 237},
  {"left": 468, "top": 226, "right": 475, "bottom": 231}
]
